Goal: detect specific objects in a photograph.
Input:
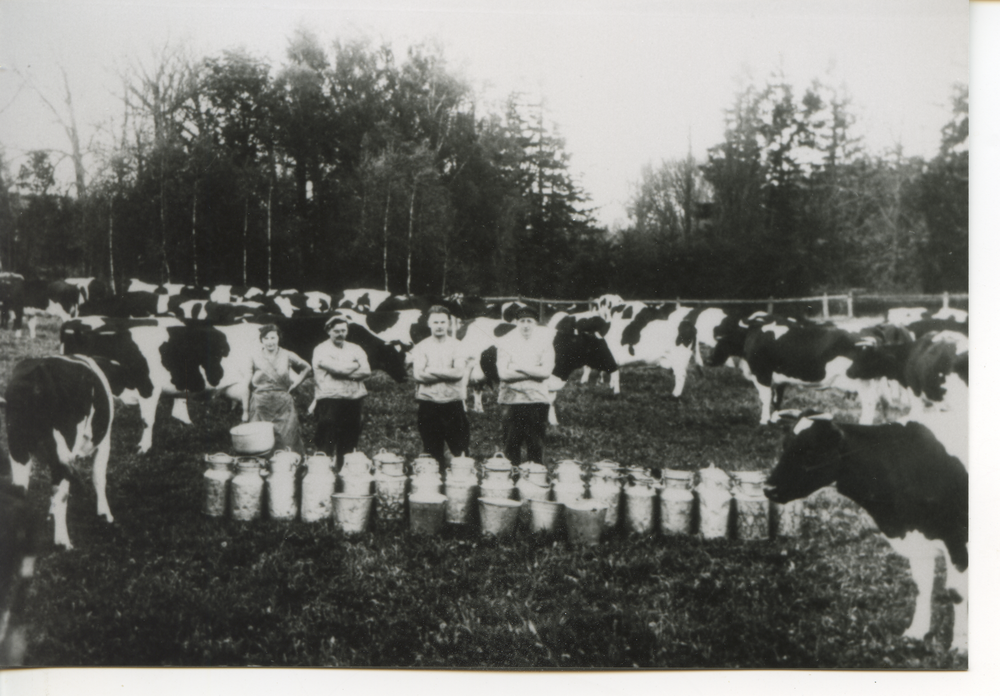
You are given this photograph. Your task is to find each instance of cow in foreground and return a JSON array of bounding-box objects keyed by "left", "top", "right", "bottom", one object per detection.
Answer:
[
  {"left": 3, "top": 355, "right": 118, "bottom": 549},
  {"left": 765, "top": 410, "right": 967, "bottom": 652}
]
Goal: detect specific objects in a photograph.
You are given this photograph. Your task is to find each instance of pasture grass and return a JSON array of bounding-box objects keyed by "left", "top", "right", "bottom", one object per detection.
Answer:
[{"left": 1, "top": 317, "right": 966, "bottom": 668}]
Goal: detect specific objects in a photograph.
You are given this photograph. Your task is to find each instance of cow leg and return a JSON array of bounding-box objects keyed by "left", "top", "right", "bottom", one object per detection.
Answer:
[
  {"left": 693, "top": 343, "right": 705, "bottom": 368},
  {"left": 221, "top": 382, "right": 250, "bottom": 422},
  {"left": 8, "top": 453, "right": 32, "bottom": 490},
  {"left": 664, "top": 349, "right": 692, "bottom": 398},
  {"left": 27, "top": 316, "right": 37, "bottom": 340},
  {"left": 136, "top": 390, "right": 161, "bottom": 454},
  {"left": 887, "top": 534, "right": 938, "bottom": 641},
  {"left": 49, "top": 478, "right": 73, "bottom": 550},
  {"left": 92, "top": 436, "right": 114, "bottom": 524},
  {"left": 580, "top": 366, "right": 592, "bottom": 385},
  {"left": 307, "top": 397, "right": 317, "bottom": 416},
  {"left": 753, "top": 381, "right": 773, "bottom": 425},
  {"left": 610, "top": 370, "right": 621, "bottom": 395},
  {"left": 171, "top": 398, "right": 193, "bottom": 425},
  {"left": 856, "top": 380, "right": 879, "bottom": 425},
  {"left": 948, "top": 562, "right": 968, "bottom": 653},
  {"left": 472, "top": 387, "right": 485, "bottom": 413}
]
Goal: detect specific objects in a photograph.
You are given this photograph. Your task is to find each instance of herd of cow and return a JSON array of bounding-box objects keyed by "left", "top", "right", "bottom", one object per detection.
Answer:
[{"left": 0, "top": 276, "right": 970, "bottom": 655}]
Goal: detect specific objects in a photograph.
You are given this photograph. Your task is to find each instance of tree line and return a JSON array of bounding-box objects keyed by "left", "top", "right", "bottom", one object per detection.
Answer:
[{"left": 0, "top": 34, "right": 967, "bottom": 301}]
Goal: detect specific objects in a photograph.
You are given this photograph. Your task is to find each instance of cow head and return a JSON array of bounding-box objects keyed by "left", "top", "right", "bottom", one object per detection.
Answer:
[
  {"left": 346, "top": 324, "right": 408, "bottom": 383},
  {"left": 847, "top": 325, "right": 914, "bottom": 383},
  {"left": 706, "top": 314, "right": 749, "bottom": 366},
  {"left": 764, "top": 412, "right": 842, "bottom": 504}
]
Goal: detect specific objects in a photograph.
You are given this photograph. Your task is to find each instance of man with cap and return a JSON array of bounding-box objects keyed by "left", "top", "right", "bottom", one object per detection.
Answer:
[
  {"left": 496, "top": 305, "right": 555, "bottom": 466},
  {"left": 411, "top": 305, "right": 474, "bottom": 472},
  {"left": 312, "top": 316, "right": 372, "bottom": 470}
]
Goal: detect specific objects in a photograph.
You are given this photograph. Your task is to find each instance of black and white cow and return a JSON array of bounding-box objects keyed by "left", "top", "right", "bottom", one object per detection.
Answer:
[
  {"left": 0, "top": 279, "right": 83, "bottom": 338},
  {"left": 708, "top": 313, "right": 887, "bottom": 425},
  {"left": 64, "top": 278, "right": 110, "bottom": 304},
  {"left": 851, "top": 329, "right": 968, "bottom": 466},
  {"left": 332, "top": 288, "right": 393, "bottom": 313},
  {"left": 765, "top": 411, "right": 967, "bottom": 652},
  {"left": 597, "top": 303, "right": 697, "bottom": 397},
  {"left": 456, "top": 317, "right": 618, "bottom": 424},
  {"left": 3, "top": 355, "right": 119, "bottom": 549},
  {"left": 80, "top": 291, "right": 173, "bottom": 318}
]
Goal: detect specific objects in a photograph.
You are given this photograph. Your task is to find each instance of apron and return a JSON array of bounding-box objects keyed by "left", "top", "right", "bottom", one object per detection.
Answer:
[{"left": 250, "top": 349, "right": 304, "bottom": 453}]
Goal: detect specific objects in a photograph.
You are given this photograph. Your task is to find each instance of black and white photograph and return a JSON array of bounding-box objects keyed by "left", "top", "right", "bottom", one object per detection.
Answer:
[{"left": 0, "top": 0, "right": 986, "bottom": 677}]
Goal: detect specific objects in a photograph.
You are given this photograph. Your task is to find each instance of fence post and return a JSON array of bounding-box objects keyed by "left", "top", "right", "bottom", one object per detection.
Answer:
[
  {"left": 767, "top": 297, "right": 774, "bottom": 314},
  {"left": 942, "top": 291, "right": 950, "bottom": 310},
  {"left": 822, "top": 293, "right": 829, "bottom": 320},
  {"left": 847, "top": 291, "right": 854, "bottom": 319},
  {"left": 538, "top": 301, "right": 546, "bottom": 325}
]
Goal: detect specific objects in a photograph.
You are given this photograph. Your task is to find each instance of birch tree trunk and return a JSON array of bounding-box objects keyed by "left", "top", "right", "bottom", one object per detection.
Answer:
[
  {"left": 406, "top": 181, "right": 417, "bottom": 296},
  {"left": 382, "top": 188, "right": 391, "bottom": 292},
  {"left": 191, "top": 184, "right": 198, "bottom": 285}
]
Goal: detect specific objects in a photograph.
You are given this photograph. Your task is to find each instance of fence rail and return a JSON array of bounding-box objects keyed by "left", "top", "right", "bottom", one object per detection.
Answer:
[{"left": 483, "top": 292, "right": 968, "bottom": 321}]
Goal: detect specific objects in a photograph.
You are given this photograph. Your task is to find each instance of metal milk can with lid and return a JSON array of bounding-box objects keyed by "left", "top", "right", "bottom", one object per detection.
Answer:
[
  {"left": 552, "top": 459, "right": 587, "bottom": 504},
  {"left": 515, "top": 462, "right": 551, "bottom": 502},
  {"left": 373, "top": 449, "right": 407, "bottom": 525},
  {"left": 265, "top": 449, "right": 301, "bottom": 521},
  {"left": 301, "top": 452, "right": 336, "bottom": 522},
  {"left": 410, "top": 453, "right": 443, "bottom": 498},
  {"left": 658, "top": 469, "right": 694, "bottom": 535},
  {"left": 589, "top": 472, "right": 622, "bottom": 530},
  {"left": 339, "top": 451, "right": 374, "bottom": 496},
  {"left": 231, "top": 457, "right": 265, "bottom": 521},
  {"left": 480, "top": 452, "right": 514, "bottom": 500},
  {"left": 447, "top": 454, "right": 478, "bottom": 482},
  {"left": 696, "top": 463, "right": 733, "bottom": 538},
  {"left": 733, "top": 470, "right": 769, "bottom": 540},
  {"left": 202, "top": 453, "right": 234, "bottom": 517}
]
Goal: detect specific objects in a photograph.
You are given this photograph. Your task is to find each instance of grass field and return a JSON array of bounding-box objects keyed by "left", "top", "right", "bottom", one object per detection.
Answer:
[{"left": 0, "top": 317, "right": 966, "bottom": 668}]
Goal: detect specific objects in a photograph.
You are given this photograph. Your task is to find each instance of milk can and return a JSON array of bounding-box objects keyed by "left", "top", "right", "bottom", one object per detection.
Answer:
[
  {"left": 373, "top": 448, "right": 406, "bottom": 477},
  {"left": 515, "top": 462, "right": 551, "bottom": 502},
  {"left": 339, "top": 451, "right": 374, "bottom": 496},
  {"left": 301, "top": 452, "right": 336, "bottom": 522},
  {"left": 696, "top": 464, "right": 733, "bottom": 538},
  {"left": 480, "top": 452, "right": 514, "bottom": 500},
  {"left": 444, "top": 454, "right": 479, "bottom": 525},
  {"left": 410, "top": 453, "right": 443, "bottom": 498},
  {"left": 589, "top": 470, "right": 622, "bottom": 531},
  {"left": 373, "top": 450, "right": 408, "bottom": 525},
  {"left": 552, "top": 459, "right": 587, "bottom": 504},
  {"left": 733, "top": 471, "right": 769, "bottom": 540},
  {"left": 264, "top": 449, "right": 301, "bottom": 521},
  {"left": 625, "top": 481, "right": 656, "bottom": 535},
  {"left": 202, "top": 453, "right": 234, "bottom": 517},
  {"left": 772, "top": 498, "right": 805, "bottom": 538},
  {"left": 231, "top": 457, "right": 265, "bottom": 521},
  {"left": 447, "top": 454, "right": 478, "bottom": 481},
  {"left": 659, "top": 469, "right": 694, "bottom": 535}
]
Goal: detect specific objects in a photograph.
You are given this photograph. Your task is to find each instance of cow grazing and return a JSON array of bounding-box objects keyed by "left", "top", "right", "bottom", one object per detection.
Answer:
[
  {"left": 0, "top": 279, "right": 83, "bottom": 338},
  {"left": 765, "top": 411, "right": 967, "bottom": 652},
  {"left": 4, "top": 355, "right": 119, "bottom": 549}
]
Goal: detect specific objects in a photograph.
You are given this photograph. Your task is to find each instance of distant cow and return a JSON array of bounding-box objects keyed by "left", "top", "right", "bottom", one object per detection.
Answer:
[
  {"left": 333, "top": 288, "right": 393, "bottom": 313},
  {"left": 64, "top": 278, "right": 110, "bottom": 304},
  {"left": 4, "top": 355, "right": 119, "bottom": 549},
  {"left": 708, "top": 313, "right": 888, "bottom": 425},
  {"left": 457, "top": 317, "right": 618, "bottom": 424},
  {"left": 766, "top": 411, "right": 967, "bottom": 652}
]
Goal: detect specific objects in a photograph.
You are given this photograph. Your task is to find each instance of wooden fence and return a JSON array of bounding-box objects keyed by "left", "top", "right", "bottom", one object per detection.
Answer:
[{"left": 484, "top": 292, "right": 969, "bottom": 324}]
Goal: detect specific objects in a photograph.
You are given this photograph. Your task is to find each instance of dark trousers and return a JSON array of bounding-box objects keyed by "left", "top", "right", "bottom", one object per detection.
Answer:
[
  {"left": 501, "top": 403, "right": 548, "bottom": 467},
  {"left": 417, "top": 400, "right": 471, "bottom": 472},
  {"left": 314, "top": 398, "right": 363, "bottom": 470}
]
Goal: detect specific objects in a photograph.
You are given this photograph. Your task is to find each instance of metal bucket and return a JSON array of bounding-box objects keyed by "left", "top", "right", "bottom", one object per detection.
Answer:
[
  {"left": 479, "top": 497, "right": 521, "bottom": 538},
  {"left": 516, "top": 478, "right": 551, "bottom": 502},
  {"left": 772, "top": 498, "right": 804, "bottom": 537},
  {"left": 480, "top": 481, "right": 514, "bottom": 501},
  {"left": 659, "top": 487, "right": 694, "bottom": 535},
  {"left": 565, "top": 501, "right": 606, "bottom": 546},
  {"left": 202, "top": 453, "right": 233, "bottom": 517},
  {"left": 661, "top": 468, "right": 694, "bottom": 490},
  {"left": 409, "top": 493, "right": 447, "bottom": 535},
  {"left": 444, "top": 479, "right": 478, "bottom": 525},
  {"left": 374, "top": 473, "right": 408, "bottom": 524},
  {"left": 331, "top": 494, "right": 372, "bottom": 534},
  {"left": 231, "top": 457, "right": 264, "bottom": 521},
  {"left": 528, "top": 498, "right": 562, "bottom": 533},
  {"left": 625, "top": 485, "right": 656, "bottom": 535}
]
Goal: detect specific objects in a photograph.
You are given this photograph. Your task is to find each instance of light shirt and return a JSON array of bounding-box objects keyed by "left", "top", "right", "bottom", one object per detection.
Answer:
[
  {"left": 312, "top": 340, "right": 370, "bottom": 400},
  {"left": 497, "top": 330, "right": 555, "bottom": 404},
  {"left": 411, "top": 335, "right": 469, "bottom": 403}
]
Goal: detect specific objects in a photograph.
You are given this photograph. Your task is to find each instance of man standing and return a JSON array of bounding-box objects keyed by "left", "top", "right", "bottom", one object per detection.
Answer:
[
  {"left": 411, "top": 305, "right": 473, "bottom": 472},
  {"left": 497, "top": 305, "right": 555, "bottom": 466},
  {"left": 312, "top": 316, "right": 372, "bottom": 470}
]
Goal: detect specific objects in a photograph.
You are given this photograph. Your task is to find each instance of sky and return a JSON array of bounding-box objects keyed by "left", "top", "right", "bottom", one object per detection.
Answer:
[{"left": 0, "top": 0, "right": 969, "bottom": 229}]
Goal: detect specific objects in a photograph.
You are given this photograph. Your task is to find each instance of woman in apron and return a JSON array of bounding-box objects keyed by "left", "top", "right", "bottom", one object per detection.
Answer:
[{"left": 245, "top": 324, "right": 312, "bottom": 453}]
